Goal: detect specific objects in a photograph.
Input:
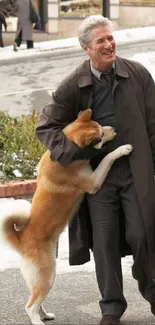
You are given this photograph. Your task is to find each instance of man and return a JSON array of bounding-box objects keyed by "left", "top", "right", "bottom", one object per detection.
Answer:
[
  {"left": 0, "top": 10, "right": 7, "bottom": 47},
  {"left": 0, "top": 0, "right": 19, "bottom": 18},
  {"left": 35, "top": 15, "right": 155, "bottom": 325},
  {"left": 0, "top": 0, "right": 18, "bottom": 47}
]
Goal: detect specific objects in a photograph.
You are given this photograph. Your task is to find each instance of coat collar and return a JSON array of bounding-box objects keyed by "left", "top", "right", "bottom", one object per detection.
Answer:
[
  {"left": 115, "top": 56, "right": 129, "bottom": 78},
  {"left": 77, "top": 56, "right": 129, "bottom": 88}
]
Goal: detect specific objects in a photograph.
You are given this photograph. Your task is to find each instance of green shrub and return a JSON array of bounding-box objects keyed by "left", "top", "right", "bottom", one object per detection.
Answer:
[{"left": 0, "top": 111, "right": 46, "bottom": 181}]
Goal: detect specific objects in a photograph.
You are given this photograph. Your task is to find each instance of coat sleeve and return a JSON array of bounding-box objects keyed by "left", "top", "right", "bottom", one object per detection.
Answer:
[
  {"left": 0, "top": 0, "right": 19, "bottom": 17},
  {"left": 142, "top": 69, "right": 155, "bottom": 170},
  {"left": 36, "top": 73, "right": 102, "bottom": 166},
  {"left": 0, "top": 11, "right": 7, "bottom": 28},
  {"left": 35, "top": 80, "right": 80, "bottom": 167}
]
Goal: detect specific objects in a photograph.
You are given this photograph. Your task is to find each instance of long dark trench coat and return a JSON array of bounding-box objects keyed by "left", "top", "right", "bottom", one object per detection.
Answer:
[
  {"left": 15, "top": 0, "right": 34, "bottom": 41},
  {"left": 36, "top": 56, "right": 155, "bottom": 279}
]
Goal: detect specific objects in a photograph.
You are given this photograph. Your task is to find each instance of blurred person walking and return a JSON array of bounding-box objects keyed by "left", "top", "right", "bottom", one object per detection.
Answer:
[
  {"left": 0, "top": 10, "right": 7, "bottom": 47},
  {"left": 0, "top": 0, "right": 18, "bottom": 15},
  {"left": 0, "top": 0, "right": 18, "bottom": 47},
  {"left": 13, "top": 0, "right": 40, "bottom": 51}
]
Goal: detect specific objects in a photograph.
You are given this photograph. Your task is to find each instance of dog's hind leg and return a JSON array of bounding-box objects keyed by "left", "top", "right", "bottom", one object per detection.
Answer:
[
  {"left": 25, "top": 279, "right": 55, "bottom": 325},
  {"left": 20, "top": 255, "right": 56, "bottom": 325}
]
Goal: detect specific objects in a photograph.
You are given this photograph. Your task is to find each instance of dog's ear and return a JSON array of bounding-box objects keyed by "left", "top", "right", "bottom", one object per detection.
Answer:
[
  {"left": 78, "top": 110, "right": 82, "bottom": 117},
  {"left": 78, "top": 109, "right": 92, "bottom": 122}
]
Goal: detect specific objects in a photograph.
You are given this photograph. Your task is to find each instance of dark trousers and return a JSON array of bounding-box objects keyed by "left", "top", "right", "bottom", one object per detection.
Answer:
[
  {"left": 0, "top": 21, "right": 4, "bottom": 47},
  {"left": 15, "top": 30, "right": 34, "bottom": 49},
  {"left": 87, "top": 156, "right": 154, "bottom": 317}
]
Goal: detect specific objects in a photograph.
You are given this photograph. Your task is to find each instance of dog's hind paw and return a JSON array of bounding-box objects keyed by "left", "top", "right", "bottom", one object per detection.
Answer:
[
  {"left": 41, "top": 312, "right": 55, "bottom": 320},
  {"left": 39, "top": 305, "right": 55, "bottom": 321}
]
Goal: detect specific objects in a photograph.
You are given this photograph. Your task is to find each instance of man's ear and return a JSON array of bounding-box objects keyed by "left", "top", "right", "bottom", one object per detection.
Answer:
[
  {"left": 78, "top": 108, "right": 92, "bottom": 122},
  {"left": 81, "top": 43, "right": 89, "bottom": 54}
]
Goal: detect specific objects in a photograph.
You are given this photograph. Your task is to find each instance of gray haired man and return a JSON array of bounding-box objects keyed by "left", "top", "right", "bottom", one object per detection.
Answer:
[{"left": 36, "top": 15, "right": 155, "bottom": 325}]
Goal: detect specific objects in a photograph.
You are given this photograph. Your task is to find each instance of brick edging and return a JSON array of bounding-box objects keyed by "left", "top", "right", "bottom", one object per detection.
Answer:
[{"left": 0, "top": 180, "right": 37, "bottom": 199}]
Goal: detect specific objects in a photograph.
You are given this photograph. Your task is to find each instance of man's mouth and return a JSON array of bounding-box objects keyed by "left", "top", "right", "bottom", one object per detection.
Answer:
[{"left": 103, "top": 51, "right": 114, "bottom": 56}]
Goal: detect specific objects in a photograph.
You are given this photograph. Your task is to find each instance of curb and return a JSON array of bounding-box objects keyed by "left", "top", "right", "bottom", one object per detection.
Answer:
[{"left": 0, "top": 180, "right": 36, "bottom": 199}]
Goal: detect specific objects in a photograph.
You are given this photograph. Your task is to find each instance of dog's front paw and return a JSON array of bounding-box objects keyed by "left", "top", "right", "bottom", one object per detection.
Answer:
[
  {"left": 120, "top": 144, "right": 133, "bottom": 155},
  {"left": 112, "top": 144, "right": 133, "bottom": 159}
]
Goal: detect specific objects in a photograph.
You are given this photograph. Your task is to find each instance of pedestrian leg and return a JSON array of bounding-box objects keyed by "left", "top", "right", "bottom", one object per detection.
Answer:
[
  {"left": 27, "top": 40, "right": 34, "bottom": 49},
  {"left": 13, "top": 30, "right": 22, "bottom": 51}
]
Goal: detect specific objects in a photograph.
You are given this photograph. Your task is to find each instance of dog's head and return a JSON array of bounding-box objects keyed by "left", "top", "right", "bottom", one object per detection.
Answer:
[{"left": 63, "top": 109, "right": 104, "bottom": 148}]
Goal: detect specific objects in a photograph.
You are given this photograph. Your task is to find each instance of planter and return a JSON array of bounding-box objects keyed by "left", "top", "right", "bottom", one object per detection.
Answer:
[{"left": 0, "top": 180, "right": 37, "bottom": 200}]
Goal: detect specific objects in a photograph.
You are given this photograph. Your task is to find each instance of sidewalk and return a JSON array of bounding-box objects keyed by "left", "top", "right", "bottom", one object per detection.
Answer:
[
  {"left": 0, "top": 230, "right": 154, "bottom": 325},
  {"left": 0, "top": 25, "right": 155, "bottom": 62}
]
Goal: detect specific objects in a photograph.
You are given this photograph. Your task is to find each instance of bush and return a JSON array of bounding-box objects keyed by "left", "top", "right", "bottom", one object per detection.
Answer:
[{"left": 0, "top": 111, "right": 46, "bottom": 181}]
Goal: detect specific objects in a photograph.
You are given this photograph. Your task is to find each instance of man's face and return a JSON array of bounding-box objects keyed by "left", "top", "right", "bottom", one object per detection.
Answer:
[{"left": 82, "top": 26, "right": 116, "bottom": 72}]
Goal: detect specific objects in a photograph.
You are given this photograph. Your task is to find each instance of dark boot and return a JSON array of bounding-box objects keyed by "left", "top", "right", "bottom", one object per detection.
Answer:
[
  {"left": 151, "top": 302, "right": 155, "bottom": 315},
  {"left": 13, "top": 41, "right": 18, "bottom": 51},
  {"left": 100, "top": 315, "right": 121, "bottom": 325},
  {"left": 14, "top": 30, "right": 22, "bottom": 49},
  {"left": 27, "top": 40, "right": 34, "bottom": 49}
]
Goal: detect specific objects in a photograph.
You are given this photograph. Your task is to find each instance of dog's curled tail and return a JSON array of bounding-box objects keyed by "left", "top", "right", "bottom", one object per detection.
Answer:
[{"left": 0, "top": 199, "right": 31, "bottom": 252}]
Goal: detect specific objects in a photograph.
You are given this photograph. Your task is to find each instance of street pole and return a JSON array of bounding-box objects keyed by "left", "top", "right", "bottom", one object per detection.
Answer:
[{"left": 102, "top": 0, "right": 110, "bottom": 19}]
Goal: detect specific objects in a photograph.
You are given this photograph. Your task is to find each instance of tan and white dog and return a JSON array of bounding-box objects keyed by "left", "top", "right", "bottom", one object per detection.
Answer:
[{"left": 0, "top": 109, "right": 132, "bottom": 325}]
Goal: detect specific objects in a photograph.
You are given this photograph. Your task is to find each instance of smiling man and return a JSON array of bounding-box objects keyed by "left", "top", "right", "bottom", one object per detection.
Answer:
[
  {"left": 80, "top": 21, "right": 116, "bottom": 72},
  {"left": 36, "top": 15, "right": 155, "bottom": 325}
]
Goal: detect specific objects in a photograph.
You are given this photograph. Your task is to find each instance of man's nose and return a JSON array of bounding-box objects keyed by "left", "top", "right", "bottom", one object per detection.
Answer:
[{"left": 104, "top": 39, "right": 112, "bottom": 48}]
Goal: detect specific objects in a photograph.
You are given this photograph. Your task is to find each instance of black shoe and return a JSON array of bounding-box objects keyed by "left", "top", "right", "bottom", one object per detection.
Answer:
[
  {"left": 13, "top": 42, "right": 18, "bottom": 51},
  {"left": 27, "top": 40, "right": 34, "bottom": 49},
  {"left": 100, "top": 315, "right": 121, "bottom": 325},
  {"left": 151, "top": 302, "right": 155, "bottom": 315}
]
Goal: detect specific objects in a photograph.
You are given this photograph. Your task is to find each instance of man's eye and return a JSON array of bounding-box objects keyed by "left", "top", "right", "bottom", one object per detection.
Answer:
[{"left": 97, "top": 39, "right": 104, "bottom": 44}]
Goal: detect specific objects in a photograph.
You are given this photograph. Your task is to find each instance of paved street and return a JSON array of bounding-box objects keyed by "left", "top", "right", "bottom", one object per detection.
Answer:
[
  {"left": 0, "top": 41, "right": 155, "bottom": 117},
  {"left": 0, "top": 226, "right": 155, "bottom": 325}
]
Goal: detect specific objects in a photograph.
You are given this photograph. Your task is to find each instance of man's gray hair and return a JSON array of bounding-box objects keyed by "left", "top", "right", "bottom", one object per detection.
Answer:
[{"left": 78, "top": 15, "right": 113, "bottom": 46}]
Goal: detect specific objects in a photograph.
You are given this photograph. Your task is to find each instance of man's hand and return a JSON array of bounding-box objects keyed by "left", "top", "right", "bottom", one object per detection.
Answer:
[
  {"left": 73, "top": 138, "right": 106, "bottom": 161},
  {"left": 90, "top": 138, "right": 102, "bottom": 147}
]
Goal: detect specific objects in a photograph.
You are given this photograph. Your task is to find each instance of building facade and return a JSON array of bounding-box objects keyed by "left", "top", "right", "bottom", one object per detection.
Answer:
[
  {"left": 5, "top": 0, "right": 155, "bottom": 39},
  {"left": 46, "top": 0, "right": 155, "bottom": 38}
]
